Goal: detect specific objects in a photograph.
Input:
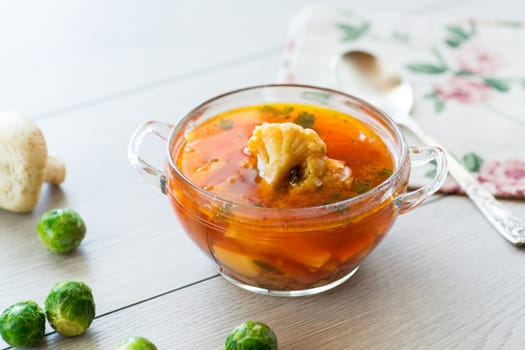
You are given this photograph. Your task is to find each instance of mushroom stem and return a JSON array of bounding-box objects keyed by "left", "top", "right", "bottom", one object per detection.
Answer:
[{"left": 43, "top": 155, "right": 66, "bottom": 184}]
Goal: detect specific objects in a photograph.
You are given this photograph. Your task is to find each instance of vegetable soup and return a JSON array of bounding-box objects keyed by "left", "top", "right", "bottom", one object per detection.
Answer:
[{"left": 166, "top": 103, "right": 405, "bottom": 290}]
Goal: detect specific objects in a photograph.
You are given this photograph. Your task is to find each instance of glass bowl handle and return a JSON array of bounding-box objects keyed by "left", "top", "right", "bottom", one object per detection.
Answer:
[
  {"left": 128, "top": 121, "right": 173, "bottom": 194},
  {"left": 397, "top": 146, "right": 448, "bottom": 214}
]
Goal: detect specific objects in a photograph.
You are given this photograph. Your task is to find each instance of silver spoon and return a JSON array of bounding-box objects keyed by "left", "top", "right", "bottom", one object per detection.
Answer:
[{"left": 335, "top": 50, "right": 525, "bottom": 246}]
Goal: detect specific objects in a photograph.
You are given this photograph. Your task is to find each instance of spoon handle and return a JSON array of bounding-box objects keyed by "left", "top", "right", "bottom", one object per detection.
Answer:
[{"left": 401, "top": 117, "right": 525, "bottom": 246}]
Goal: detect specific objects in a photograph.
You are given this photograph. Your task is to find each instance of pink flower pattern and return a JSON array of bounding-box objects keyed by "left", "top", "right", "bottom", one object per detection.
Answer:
[
  {"left": 417, "top": 42, "right": 522, "bottom": 197},
  {"left": 431, "top": 46, "right": 506, "bottom": 105},
  {"left": 433, "top": 76, "right": 492, "bottom": 104},
  {"left": 438, "top": 160, "right": 525, "bottom": 198},
  {"left": 478, "top": 160, "right": 525, "bottom": 197},
  {"left": 456, "top": 45, "right": 505, "bottom": 75}
]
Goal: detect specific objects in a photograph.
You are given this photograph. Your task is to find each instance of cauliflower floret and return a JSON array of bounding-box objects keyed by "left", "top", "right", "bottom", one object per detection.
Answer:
[
  {"left": 247, "top": 122, "right": 325, "bottom": 185},
  {"left": 247, "top": 122, "right": 352, "bottom": 193}
]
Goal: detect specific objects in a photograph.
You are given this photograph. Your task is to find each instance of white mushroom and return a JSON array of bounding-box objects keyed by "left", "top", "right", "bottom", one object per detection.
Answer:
[{"left": 0, "top": 112, "right": 66, "bottom": 213}]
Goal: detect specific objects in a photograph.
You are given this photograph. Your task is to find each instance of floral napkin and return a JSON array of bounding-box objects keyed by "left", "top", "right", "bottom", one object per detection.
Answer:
[{"left": 278, "top": 6, "right": 525, "bottom": 198}]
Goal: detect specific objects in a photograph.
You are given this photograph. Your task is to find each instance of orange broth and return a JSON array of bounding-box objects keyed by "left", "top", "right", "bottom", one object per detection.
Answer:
[
  {"left": 176, "top": 103, "right": 394, "bottom": 207},
  {"left": 167, "top": 103, "right": 400, "bottom": 290}
]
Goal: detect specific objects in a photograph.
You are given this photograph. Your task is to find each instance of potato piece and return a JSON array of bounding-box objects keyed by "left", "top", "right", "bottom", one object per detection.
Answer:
[
  {"left": 224, "top": 224, "right": 331, "bottom": 270},
  {"left": 213, "top": 245, "right": 260, "bottom": 278}
]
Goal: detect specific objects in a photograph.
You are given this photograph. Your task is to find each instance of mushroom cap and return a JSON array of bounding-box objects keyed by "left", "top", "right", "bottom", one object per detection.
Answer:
[{"left": 0, "top": 112, "right": 48, "bottom": 213}]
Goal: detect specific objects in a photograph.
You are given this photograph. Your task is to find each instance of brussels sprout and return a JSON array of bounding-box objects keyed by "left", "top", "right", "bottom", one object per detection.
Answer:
[
  {"left": 115, "top": 336, "right": 158, "bottom": 350},
  {"left": 0, "top": 301, "right": 45, "bottom": 348},
  {"left": 225, "top": 321, "right": 278, "bottom": 350},
  {"left": 37, "top": 208, "right": 86, "bottom": 254},
  {"left": 45, "top": 281, "right": 95, "bottom": 337}
]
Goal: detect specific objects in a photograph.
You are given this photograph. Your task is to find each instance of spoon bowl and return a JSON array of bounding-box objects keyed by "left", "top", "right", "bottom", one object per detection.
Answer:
[{"left": 335, "top": 50, "right": 413, "bottom": 117}]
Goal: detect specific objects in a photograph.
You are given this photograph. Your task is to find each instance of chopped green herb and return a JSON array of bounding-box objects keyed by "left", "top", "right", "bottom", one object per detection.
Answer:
[
  {"left": 219, "top": 118, "right": 234, "bottom": 130},
  {"left": 281, "top": 106, "right": 294, "bottom": 114},
  {"left": 333, "top": 203, "right": 349, "bottom": 215},
  {"left": 253, "top": 260, "right": 281, "bottom": 273},
  {"left": 322, "top": 193, "right": 344, "bottom": 205},
  {"left": 259, "top": 105, "right": 279, "bottom": 113},
  {"left": 353, "top": 183, "right": 371, "bottom": 194},
  {"left": 379, "top": 168, "right": 393, "bottom": 177},
  {"left": 331, "top": 193, "right": 342, "bottom": 201},
  {"left": 259, "top": 105, "right": 294, "bottom": 114},
  {"left": 294, "top": 112, "right": 316, "bottom": 129}
]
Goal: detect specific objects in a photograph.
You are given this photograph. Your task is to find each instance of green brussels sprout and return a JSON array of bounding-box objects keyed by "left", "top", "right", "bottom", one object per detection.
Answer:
[
  {"left": 0, "top": 301, "right": 45, "bottom": 348},
  {"left": 115, "top": 336, "right": 158, "bottom": 350},
  {"left": 225, "top": 321, "right": 278, "bottom": 350},
  {"left": 37, "top": 208, "right": 86, "bottom": 254},
  {"left": 45, "top": 280, "right": 95, "bottom": 337}
]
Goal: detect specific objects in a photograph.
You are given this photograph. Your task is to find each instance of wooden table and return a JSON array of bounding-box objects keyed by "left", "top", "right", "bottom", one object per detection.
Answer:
[{"left": 1, "top": 1, "right": 524, "bottom": 349}]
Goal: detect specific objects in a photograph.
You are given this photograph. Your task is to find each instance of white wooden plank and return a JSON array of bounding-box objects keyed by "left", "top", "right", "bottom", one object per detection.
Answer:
[
  {"left": 2, "top": 0, "right": 517, "bottom": 117},
  {"left": 31, "top": 197, "right": 525, "bottom": 349}
]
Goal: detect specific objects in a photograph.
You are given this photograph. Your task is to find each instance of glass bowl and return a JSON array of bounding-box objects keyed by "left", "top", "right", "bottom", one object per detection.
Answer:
[{"left": 129, "top": 84, "right": 447, "bottom": 296}]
